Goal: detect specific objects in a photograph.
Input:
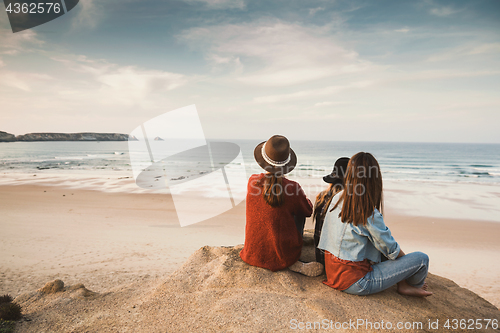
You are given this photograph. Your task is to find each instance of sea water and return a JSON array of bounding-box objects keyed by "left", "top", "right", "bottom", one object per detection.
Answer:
[
  {"left": 1, "top": 140, "right": 500, "bottom": 185},
  {"left": 1, "top": 140, "right": 499, "bottom": 221}
]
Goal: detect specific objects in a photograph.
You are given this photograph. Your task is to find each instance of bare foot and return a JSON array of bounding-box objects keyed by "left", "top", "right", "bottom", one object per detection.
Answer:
[
  {"left": 422, "top": 282, "right": 428, "bottom": 291},
  {"left": 397, "top": 280, "right": 433, "bottom": 297}
]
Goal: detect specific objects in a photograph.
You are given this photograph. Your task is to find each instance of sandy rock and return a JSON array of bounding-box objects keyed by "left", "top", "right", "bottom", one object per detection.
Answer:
[
  {"left": 13, "top": 234, "right": 500, "bottom": 332},
  {"left": 66, "top": 283, "right": 98, "bottom": 299},
  {"left": 136, "top": 243, "right": 500, "bottom": 332},
  {"left": 38, "top": 279, "right": 64, "bottom": 294}
]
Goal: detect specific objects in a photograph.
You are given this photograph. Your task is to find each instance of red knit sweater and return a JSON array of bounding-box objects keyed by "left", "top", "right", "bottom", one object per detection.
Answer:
[{"left": 239, "top": 173, "right": 313, "bottom": 271}]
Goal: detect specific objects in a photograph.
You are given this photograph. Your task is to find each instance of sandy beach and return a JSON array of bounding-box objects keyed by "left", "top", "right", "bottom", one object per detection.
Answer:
[{"left": 1, "top": 182, "right": 499, "bottom": 312}]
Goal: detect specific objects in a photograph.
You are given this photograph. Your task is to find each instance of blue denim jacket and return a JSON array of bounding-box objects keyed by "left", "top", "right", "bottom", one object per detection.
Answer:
[{"left": 317, "top": 191, "right": 400, "bottom": 263}]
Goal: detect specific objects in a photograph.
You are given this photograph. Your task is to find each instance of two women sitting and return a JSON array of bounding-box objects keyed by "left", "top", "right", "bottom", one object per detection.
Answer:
[{"left": 240, "top": 135, "right": 432, "bottom": 297}]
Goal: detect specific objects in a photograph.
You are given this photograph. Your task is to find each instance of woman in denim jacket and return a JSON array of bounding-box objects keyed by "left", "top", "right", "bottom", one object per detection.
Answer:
[{"left": 318, "top": 152, "right": 432, "bottom": 297}]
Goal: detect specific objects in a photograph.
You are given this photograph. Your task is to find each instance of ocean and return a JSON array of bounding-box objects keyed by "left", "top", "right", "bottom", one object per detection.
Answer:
[
  {"left": 1, "top": 140, "right": 499, "bottom": 185},
  {"left": 1, "top": 140, "right": 500, "bottom": 222}
]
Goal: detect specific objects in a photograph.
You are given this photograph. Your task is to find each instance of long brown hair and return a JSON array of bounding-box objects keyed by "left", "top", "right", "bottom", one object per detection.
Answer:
[
  {"left": 257, "top": 173, "right": 285, "bottom": 207},
  {"left": 313, "top": 183, "right": 343, "bottom": 222},
  {"left": 331, "top": 152, "right": 383, "bottom": 226}
]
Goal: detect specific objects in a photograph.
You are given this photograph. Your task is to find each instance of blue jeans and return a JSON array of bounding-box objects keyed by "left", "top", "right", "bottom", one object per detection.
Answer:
[{"left": 343, "top": 252, "right": 429, "bottom": 295}]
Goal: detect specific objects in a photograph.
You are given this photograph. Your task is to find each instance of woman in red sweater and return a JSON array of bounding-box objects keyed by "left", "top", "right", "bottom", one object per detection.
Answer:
[{"left": 239, "top": 135, "right": 323, "bottom": 277}]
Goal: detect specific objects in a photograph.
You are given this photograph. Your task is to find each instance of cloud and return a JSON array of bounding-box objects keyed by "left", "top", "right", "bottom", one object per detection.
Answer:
[
  {"left": 207, "top": 54, "right": 243, "bottom": 73},
  {"left": 468, "top": 43, "right": 500, "bottom": 55},
  {"left": 427, "top": 43, "right": 500, "bottom": 62},
  {"left": 0, "top": 29, "right": 52, "bottom": 91},
  {"left": 314, "top": 101, "right": 350, "bottom": 107},
  {"left": 429, "top": 6, "right": 461, "bottom": 17},
  {"left": 390, "top": 69, "right": 500, "bottom": 83},
  {"left": 394, "top": 28, "right": 409, "bottom": 33},
  {"left": 0, "top": 27, "right": 43, "bottom": 55},
  {"left": 179, "top": 21, "right": 374, "bottom": 86},
  {"left": 252, "top": 66, "right": 500, "bottom": 105},
  {"left": 0, "top": 28, "right": 51, "bottom": 92},
  {"left": 71, "top": 0, "right": 103, "bottom": 30},
  {"left": 253, "top": 81, "right": 373, "bottom": 104},
  {"left": 309, "top": 7, "right": 325, "bottom": 16},
  {"left": 50, "top": 54, "right": 189, "bottom": 105},
  {"left": 98, "top": 66, "right": 186, "bottom": 93},
  {"left": 435, "top": 101, "right": 500, "bottom": 111},
  {"left": 0, "top": 70, "right": 53, "bottom": 91},
  {"left": 184, "top": 0, "right": 245, "bottom": 10}
]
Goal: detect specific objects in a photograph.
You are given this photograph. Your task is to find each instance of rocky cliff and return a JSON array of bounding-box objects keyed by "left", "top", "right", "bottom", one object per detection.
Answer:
[
  {"left": 0, "top": 131, "right": 16, "bottom": 142},
  {"left": 0, "top": 132, "right": 132, "bottom": 142}
]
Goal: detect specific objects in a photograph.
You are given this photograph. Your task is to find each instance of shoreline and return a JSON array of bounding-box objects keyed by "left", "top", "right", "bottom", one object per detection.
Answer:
[{"left": 1, "top": 172, "right": 500, "bottom": 222}]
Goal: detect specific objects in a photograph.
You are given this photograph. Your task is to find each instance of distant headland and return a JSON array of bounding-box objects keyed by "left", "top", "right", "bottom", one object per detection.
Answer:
[{"left": 0, "top": 131, "right": 135, "bottom": 142}]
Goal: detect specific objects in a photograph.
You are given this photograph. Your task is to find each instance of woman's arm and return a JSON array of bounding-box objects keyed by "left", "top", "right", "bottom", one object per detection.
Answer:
[
  {"left": 364, "top": 210, "right": 401, "bottom": 260},
  {"left": 291, "top": 182, "right": 313, "bottom": 217}
]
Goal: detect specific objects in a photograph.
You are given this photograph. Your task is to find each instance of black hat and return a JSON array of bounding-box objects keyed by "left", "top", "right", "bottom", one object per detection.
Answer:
[{"left": 323, "top": 157, "right": 350, "bottom": 184}]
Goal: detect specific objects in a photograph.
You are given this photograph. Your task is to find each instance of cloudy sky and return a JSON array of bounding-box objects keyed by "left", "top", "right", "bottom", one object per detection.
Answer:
[{"left": 1, "top": 0, "right": 499, "bottom": 143}]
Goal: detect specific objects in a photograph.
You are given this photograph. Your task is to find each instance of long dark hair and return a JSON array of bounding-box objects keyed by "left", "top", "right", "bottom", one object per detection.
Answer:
[
  {"left": 313, "top": 183, "right": 343, "bottom": 222},
  {"left": 331, "top": 152, "right": 383, "bottom": 226},
  {"left": 256, "top": 173, "right": 285, "bottom": 207}
]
